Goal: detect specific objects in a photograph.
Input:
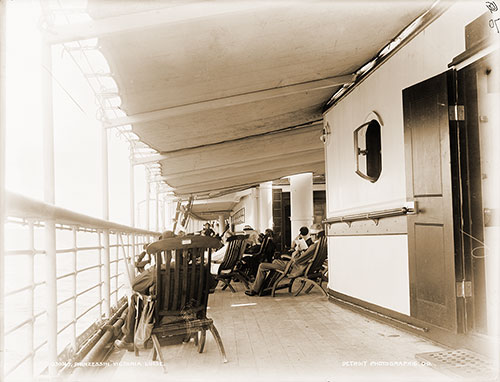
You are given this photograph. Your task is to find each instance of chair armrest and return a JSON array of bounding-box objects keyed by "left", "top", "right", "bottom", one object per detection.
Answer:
[{"left": 281, "top": 254, "right": 292, "bottom": 260}]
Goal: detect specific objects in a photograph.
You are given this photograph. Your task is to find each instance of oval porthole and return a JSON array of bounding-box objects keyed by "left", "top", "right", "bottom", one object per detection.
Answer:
[{"left": 353, "top": 113, "right": 382, "bottom": 183}]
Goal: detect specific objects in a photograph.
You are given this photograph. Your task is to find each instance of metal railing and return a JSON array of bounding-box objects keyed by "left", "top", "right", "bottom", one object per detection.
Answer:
[
  {"left": 323, "top": 202, "right": 417, "bottom": 227},
  {"left": 3, "top": 191, "right": 158, "bottom": 380}
]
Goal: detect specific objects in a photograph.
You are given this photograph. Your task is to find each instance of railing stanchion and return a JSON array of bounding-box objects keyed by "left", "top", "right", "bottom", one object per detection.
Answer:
[
  {"left": 98, "top": 230, "right": 103, "bottom": 319},
  {"left": 42, "top": 36, "right": 58, "bottom": 377},
  {"left": 71, "top": 226, "right": 77, "bottom": 351},
  {"left": 0, "top": 1, "right": 6, "bottom": 378},
  {"left": 28, "top": 221, "right": 35, "bottom": 376},
  {"left": 102, "top": 229, "right": 111, "bottom": 318}
]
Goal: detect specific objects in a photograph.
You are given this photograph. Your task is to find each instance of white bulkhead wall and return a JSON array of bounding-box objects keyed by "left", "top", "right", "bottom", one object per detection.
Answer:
[{"left": 323, "top": 2, "right": 484, "bottom": 315}]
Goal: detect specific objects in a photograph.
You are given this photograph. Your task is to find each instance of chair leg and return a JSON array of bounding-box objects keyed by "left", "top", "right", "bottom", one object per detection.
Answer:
[
  {"left": 304, "top": 284, "right": 314, "bottom": 294},
  {"left": 271, "top": 274, "right": 286, "bottom": 297},
  {"left": 293, "top": 279, "right": 306, "bottom": 297},
  {"left": 193, "top": 331, "right": 199, "bottom": 346},
  {"left": 227, "top": 282, "right": 236, "bottom": 293},
  {"left": 208, "top": 323, "right": 228, "bottom": 363},
  {"left": 301, "top": 279, "right": 328, "bottom": 298},
  {"left": 151, "top": 334, "right": 167, "bottom": 374},
  {"left": 198, "top": 329, "right": 207, "bottom": 353}
]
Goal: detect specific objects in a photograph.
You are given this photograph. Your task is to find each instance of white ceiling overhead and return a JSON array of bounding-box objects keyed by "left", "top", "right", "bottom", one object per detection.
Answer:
[{"left": 74, "top": 0, "right": 436, "bottom": 198}]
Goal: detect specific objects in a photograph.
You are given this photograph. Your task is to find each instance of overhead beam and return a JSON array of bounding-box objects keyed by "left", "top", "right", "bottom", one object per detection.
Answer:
[
  {"left": 173, "top": 161, "right": 325, "bottom": 196},
  {"left": 162, "top": 148, "right": 323, "bottom": 184},
  {"left": 44, "top": 2, "right": 270, "bottom": 45},
  {"left": 103, "top": 75, "right": 354, "bottom": 128}
]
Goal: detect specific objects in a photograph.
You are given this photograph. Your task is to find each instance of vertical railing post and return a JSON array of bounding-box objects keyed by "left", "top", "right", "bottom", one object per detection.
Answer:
[
  {"left": 42, "top": 37, "right": 58, "bottom": 377},
  {"left": 0, "top": 0, "right": 7, "bottom": 378},
  {"left": 71, "top": 227, "right": 77, "bottom": 351},
  {"left": 115, "top": 233, "right": 119, "bottom": 305},
  {"left": 101, "top": 122, "right": 111, "bottom": 317},
  {"left": 129, "top": 153, "right": 135, "bottom": 228},
  {"left": 155, "top": 183, "right": 159, "bottom": 232},
  {"left": 28, "top": 221, "right": 35, "bottom": 376},
  {"left": 97, "top": 230, "right": 103, "bottom": 319},
  {"left": 102, "top": 230, "right": 111, "bottom": 317}
]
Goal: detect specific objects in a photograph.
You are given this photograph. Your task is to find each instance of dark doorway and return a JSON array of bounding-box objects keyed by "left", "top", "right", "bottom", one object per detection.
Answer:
[{"left": 455, "top": 51, "right": 497, "bottom": 335}]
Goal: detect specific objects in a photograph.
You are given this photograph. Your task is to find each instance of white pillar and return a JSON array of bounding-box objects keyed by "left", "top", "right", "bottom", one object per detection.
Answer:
[
  {"left": 250, "top": 188, "right": 259, "bottom": 230},
  {"left": 42, "top": 40, "right": 58, "bottom": 377},
  {"left": 0, "top": 1, "right": 6, "bottom": 378},
  {"left": 218, "top": 215, "right": 225, "bottom": 234},
  {"left": 259, "top": 181, "right": 273, "bottom": 232},
  {"left": 289, "top": 173, "right": 313, "bottom": 239},
  {"left": 145, "top": 177, "right": 150, "bottom": 231}
]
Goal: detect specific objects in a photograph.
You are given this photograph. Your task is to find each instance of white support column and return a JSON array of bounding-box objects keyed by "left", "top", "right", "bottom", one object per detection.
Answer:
[
  {"left": 145, "top": 176, "right": 150, "bottom": 231},
  {"left": 41, "top": 40, "right": 58, "bottom": 377},
  {"left": 250, "top": 188, "right": 260, "bottom": 230},
  {"left": 289, "top": 173, "right": 314, "bottom": 240},
  {"left": 71, "top": 227, "right": 77, "bottom": 352},
  {"left": 160, "top": 197, "right": 166, "bottom": 232},
  {"left": 155, "top": 183, "right": 159, "bottom": 232},
  {"left": 218, "top": 215, "right": 225, "bottom": 235},
  {"left": 0, "top": 0, "right": 6, "bottom": 378},
  {"left": 259, "top": 181, "right": 273, "bottom": 232}
]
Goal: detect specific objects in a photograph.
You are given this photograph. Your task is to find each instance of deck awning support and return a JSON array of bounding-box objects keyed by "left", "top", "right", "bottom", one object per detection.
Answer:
[
  {"left": 41, "top": 36, "right": 58, "bottom": 377},
  {"left": 0, "top": 0, "right": 7, "bottom": 379}
]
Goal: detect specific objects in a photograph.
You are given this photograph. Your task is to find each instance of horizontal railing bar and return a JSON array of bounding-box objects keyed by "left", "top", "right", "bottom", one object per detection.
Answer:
[
  {"left": 57, "top": 271, "right": 76, "bottom": 281},
  {"left": 57, "top": 319, "right": 76, "bottom": 335},
  {"left": 110, "top": 259, "right": 122, "bottom": 264},
  {"left": 110, "top": 272, "right": 123, "bottom": 280},
  {"left": 5, "top": 352, "right": 33, "bottom": 377},
  {"left": 323, "top": 203, "right": 417, "bottom": 225},
  {"left": 4, "top": 280, "right": 45, "bottom": 297},
  {"left": 57, "top": 295, "right": 74, "bottom": 307},
  {"left": 56, "top": 246, "right": 103, "bottom": 253},
  {"left": 5, "top": 317, "right": 33, "bottom": 335},
  {"left": 77, "top": 264, "right": 102, "bottom": 273},
  {"left": 76, "top": 282, "right": 103, "bottom": 298},
  {"left": 75, "top": 301, "right": 101, "bottom": 321},
  {"left": 6, "top": 191, "right": 159, "bottom": 236},
  {"left": 5, "top": 249, "right": 45, "bottom": 256}
]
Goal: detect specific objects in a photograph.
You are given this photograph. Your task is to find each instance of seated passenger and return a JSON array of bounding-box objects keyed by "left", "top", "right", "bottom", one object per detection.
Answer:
[
  {"left": 210, "top": 231, "right": 235, "bottom": 274},
  {"left": 201, "top": 222, "right": 216, "bottom": 237},
  {"left": 245, "top": 230, "right": 324, "bottom": 296},
  {"left": 135, "top": 243, "right": 151, "bottom": 273}
]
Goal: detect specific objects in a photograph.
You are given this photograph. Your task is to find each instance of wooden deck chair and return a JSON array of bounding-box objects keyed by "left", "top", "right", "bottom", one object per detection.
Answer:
[
  {"left": 239, "top": 236, "right": 273, "bottom": 282},
  {"left": 215, "top": 234, "right": 249, "bottom": 292},
  {"left": 146, "top": 236, "right": 228, "bottom": 373},
  {"left": 270, "top": 235, "right": 328, "bottom": 298}
]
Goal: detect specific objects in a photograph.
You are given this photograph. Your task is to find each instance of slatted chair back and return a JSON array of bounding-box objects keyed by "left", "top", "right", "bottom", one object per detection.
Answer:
[
  {"left": 258, "top": 236, "right": 276, "bottom": 263},
  {"left": 303, "top": 235, "right": 328, "bottom": 277},
  {"left": 147, "top": 236, "right": 221, "bottom": 324},
  {"left": 217, "top": 234, "right": 247, "bottom": 275}
]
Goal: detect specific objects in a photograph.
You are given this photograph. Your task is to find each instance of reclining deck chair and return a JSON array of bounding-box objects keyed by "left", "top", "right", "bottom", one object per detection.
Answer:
[
  {"left": 239, "top": 236, "right": 274, "bottom": 282},
  {"left": 145, "top": 236, "right": 228, "bottom": 373},
  {"left": 270, "top": 235, "right": 328, "bottom": 297},
  {"left": 215, "top": 234, "right": 249, "bottom": 292}
]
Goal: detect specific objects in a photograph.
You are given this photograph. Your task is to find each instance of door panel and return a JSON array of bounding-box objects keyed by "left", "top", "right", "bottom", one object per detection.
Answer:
[{"left": 403, "top": 71, "right": 458, "bottom": 331}]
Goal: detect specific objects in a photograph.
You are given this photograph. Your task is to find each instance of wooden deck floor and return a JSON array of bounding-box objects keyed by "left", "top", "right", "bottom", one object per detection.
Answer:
[{"left": 73, "top": 283, "right": 453, "bottom": 382}]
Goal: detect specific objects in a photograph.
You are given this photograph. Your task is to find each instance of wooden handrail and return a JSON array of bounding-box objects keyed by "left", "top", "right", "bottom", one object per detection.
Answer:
[{"left": 6, "top": 191, "right": 159, "bottom": 235}]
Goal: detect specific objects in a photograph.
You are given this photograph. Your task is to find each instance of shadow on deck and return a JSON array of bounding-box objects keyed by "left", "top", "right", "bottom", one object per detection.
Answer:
[{"left": 71, "top": 282, "right": 453, "bottom": 382}]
